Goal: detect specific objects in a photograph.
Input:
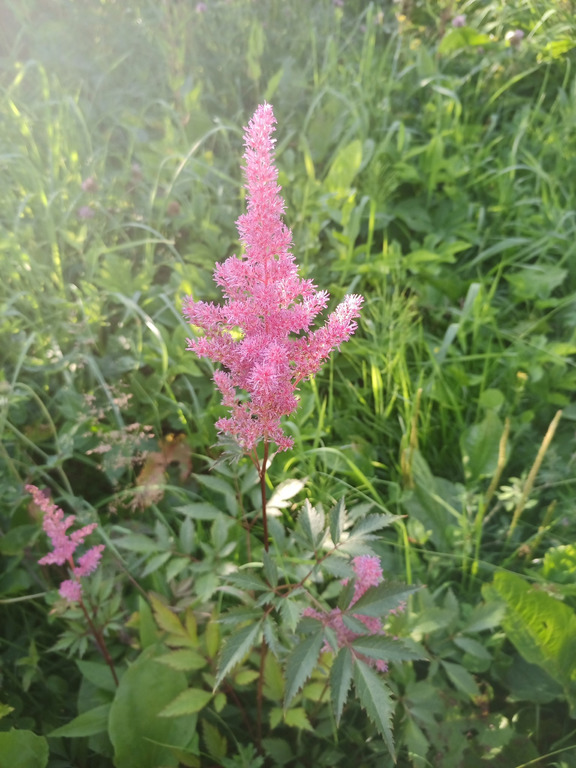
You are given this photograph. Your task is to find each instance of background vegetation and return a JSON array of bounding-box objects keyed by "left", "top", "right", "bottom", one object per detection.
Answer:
[{"left": 1, "top": 0, "right": 576, "bottom": 766}]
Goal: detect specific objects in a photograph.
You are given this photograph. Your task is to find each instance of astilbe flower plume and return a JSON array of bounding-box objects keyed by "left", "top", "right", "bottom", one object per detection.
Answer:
[
  {"left": 304, "top": 555, "right": 403, "bottom": 672},
  {"left": 183, "top": 103, "right": 363, "bottom": 453},
  {"left": 27, "top": 485, "right": 105, "bottom": 603}
]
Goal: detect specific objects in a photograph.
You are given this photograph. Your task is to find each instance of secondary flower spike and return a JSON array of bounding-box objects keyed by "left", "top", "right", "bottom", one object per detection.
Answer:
[
  {"left": 27, "top": 484, "right": 105, "bottom": 603},
  {"left": 183, "top": 103, "right": 363, "bottom": 452}
]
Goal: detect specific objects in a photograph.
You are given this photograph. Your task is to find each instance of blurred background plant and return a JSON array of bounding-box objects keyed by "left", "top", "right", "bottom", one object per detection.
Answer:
[{"left": 1, "top": 0, "right": 576, "bottom": 766}]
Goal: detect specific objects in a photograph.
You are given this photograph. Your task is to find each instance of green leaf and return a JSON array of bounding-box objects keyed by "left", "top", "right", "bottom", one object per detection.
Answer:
[
  {"left": 452, "top": 636, "right": 492, "bottom": 661},
  {"left": 0, "top": 730, "right": 48, "bottom": 768},
  {"left": 353, "top": 659, "right": 395, "bottom": 759},
  {"left": 351, "top": 636, "right": 424, "bottom": 664},
  {"left": 349, "top": 513, "right": 399, "bottom": 538},
  {"left": 159, "top": 688, "right": 212, "bottom": 717},
  {"left": 438, "top": 27, "right": 493, "bottom": 54},
  {"left": 155, "top": 649, "right": 207, "bottom": 672},
  {"left": 330, "top": 648, "right": 353, "bottom": 724},
  {"left": 350, "top": 582, "right": 420, "bottom": 616},
  {"left": 284, "top": 629, "right": 325, "bottom": 708},
  {"left": 283, "top": 707, "right": 313, "bottom": 731},
  {"left": 113, "top": 534, "right": 161, "bottom": 554},
  {"left": 441, "top": 660, "right": 479, "bottom": 698},
  {"left": 484, "top": 571, "right": 576, "bottom": 714},
  {"left": 226, "top": 570, "right": 268, "bottom": 592},
  {"left": 202, "top": 720, "right": 227, "bottom": 762},
  {"left": 325, "top": 139, "right": 363, "bottom": 195},
  {"left": 76, "top": 660, "right": 117, "bottom": 692},
  {"left": 109, "top": 645, "right": 190, "bottom": 768},
  {"left": 49, "top": 704, "right": 111, "bottom": 738},
  {"left": 298, "top": 500, "right": 326, "bottom": 550},
  {"left": 329, "top": 498, "right": 347, "bottom": 544},
  {"left": 149, "top": 595, "right": 186, "bottom": 637},
  {"left": 463, "top": 601, "right": 506, "bottom": 633},
  {"left": 460, "top": 411, "right": 504, "bottom": 481},
  {"left": 215, "top": 622, "right": 262, "bottom": 688},
  {"left": 262, "top": 551, "right": 278, "bottom": 587}
]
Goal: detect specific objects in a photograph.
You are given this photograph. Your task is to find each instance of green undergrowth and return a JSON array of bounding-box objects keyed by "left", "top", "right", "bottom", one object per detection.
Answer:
[{"left": 1, "top": 1, "right": 576, "bottom": 766}]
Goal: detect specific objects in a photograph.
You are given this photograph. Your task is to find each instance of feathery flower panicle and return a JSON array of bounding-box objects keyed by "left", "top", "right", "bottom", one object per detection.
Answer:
[
  {"left": 27, "top": 484, "right": 104, "bottom": 603},
  {"left": 183, "top": 103, "right": 363, "bottom": 452},
  {"left": 304, "top": 555, "right": 403, "bottom": 672}
]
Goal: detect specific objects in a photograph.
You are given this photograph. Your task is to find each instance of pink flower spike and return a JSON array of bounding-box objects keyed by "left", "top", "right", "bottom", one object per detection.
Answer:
[
  {"left": 27, "top": 485, "right": 104, "bottom": 600},
  {"left": 59, "top": 579, "right": 83, "bottom": 603},
  {"left": 183, "top": 104, "right": 363, "bottom": 452}
]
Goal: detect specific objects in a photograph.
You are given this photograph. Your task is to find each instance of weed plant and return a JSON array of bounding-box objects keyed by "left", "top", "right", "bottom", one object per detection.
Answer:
[{"left": 1, "top": 1, "right": 576, "bottom": 766}]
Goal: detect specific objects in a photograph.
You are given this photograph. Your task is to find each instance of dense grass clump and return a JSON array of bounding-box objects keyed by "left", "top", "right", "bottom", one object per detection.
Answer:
[{"left": 1, "top": 1, "right": 576, "bottom": 766}]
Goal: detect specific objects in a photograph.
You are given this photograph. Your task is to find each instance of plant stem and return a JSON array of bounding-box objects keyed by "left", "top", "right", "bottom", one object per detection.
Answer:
[
  {"left": 79, "top": 599, "right": 119, "bottom": 687},
  {"left": 259, "top": 440, "right": 270, "bottom": 552}
]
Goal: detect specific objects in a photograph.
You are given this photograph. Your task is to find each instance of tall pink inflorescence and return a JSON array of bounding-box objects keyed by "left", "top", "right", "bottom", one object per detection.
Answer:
[
  {"left": 27, "top": 484, "right": 105, "bottom": 603},
  {"left": 183, "top": 103, "right": 363, "bottom": 453}
]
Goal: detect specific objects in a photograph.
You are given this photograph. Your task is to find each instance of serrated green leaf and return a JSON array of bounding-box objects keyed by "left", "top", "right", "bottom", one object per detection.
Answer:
[
  {"left": 142, "top": 551, "right": 172, "bottom": 577},
  {"left": 159, "top": 688, "right": 212, "bottom": 717},
  {"left": 263, "top": 652, "right": 285, "bottom": 701},
  {"left": 215, "top": 622, "right": 262, "bottom": 688},
  {"left": 49, "top": 704, "right": 110, "bottom": 738},
  {"left": 330, "top": 648, "right": 353, "bottom": 724},
  {"left": 155, "top": 649, "right": 207, "bottom": 672},
  {"left": 284, "top": 629, "right": 325, "bottom": 708},
  {"left": 283, "top": 707, "right": 313, "bottom": 731},
  {"left": 350, "top": 514, "right": 399, "bottom": 538},
  {"left": 441, "top": 660, "right": 479, "bottom": 697},
  {"left": 226, "top": 571, "right": 268, "bottom": 592},
  {"left": 279, "top": 597, "right": 302, "bottom": 632},
  {"left": 262, "top": 551, "right": 278, "bottom": 587},
  {"left": 298, "top": 500, "right": 326, "bottom": 550},
  {"left": 463, "top": 601, "right": 506, "bottom": 633},
  {"left": 149, "top": 595, "right": 186, "bottom": 637},
  {"left": 353, "top": 659, "right": 395, "bottom": 759},
  {"left": 337, "top": 579, "right": 355, "bottom": 610},
  {"left": 201, "top": 720, "right": 227, "bottom": 762},
  {"left": 351, "top": 582, "right": 420, "bottom": 617},
  {"left": 351, "top": 636, "right": 424, "bottom": 664},
  {"left": 330, "top": 498, "right": 347, "bottom": 544},
  {"left": 453, "top": 636, "right": 492, "bottom": 660},
  {"left": 176, "top": 503, "right": 221, "bottom": 520}
]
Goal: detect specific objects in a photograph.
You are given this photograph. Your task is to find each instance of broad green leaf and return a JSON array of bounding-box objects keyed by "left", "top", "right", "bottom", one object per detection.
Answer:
[
  {"left": 49, "top": 704, "right": 110, "bottom": 738},
  {"left": 460, "top": 411, "right": 504, "bottom": 481},
  {"left": 351, "top": 582, "right": 420, "bottom": 617},
  {"left": 155, "top": 649, "right": 207, "bottom": 672},
  {"left": 349, "top": 513, "right": 399, "bottom": 538},
  {"left": 262, "top": 551, "right": 278, "bottom": 587},
  {"left": 484, "top": 571, "right": 576, "bottom": 713},
  {"left": 453, "top": 636, "right": 492, "bottom": 661},
  {"left": 353, "top": 659, "right": 395, "bottom": 759},
  {"left": 325, "top": 139, "right": 363, "bottom": 195},
  {"left": 176, "top": 503, "right": 221, "bottom": 521},
  {"left": 351, "top": 636, "right": 424, "bottom": 664},
  {"left": 76, "top": 660, "right": 117, "bottom": 692},
  {"left": 0, "top": 730, "right": 48, "bottom": 768},
  {"left": 215, "top": 622, "right": 262, "bottom": 688},
  {"left": 441, "top": 660, "right": 479, "bottom": 697},
  {"left": 284, "top": 629, "right": 325, "bottom": 708},
  {"left": 109, "top": 645, "right": 190, "bottom": 768},
  {"left": 463, "top": 601, "right": 506, "bottom": 634},
  {"left": 159, "top": 688, "right": 212, "bottom": 717},
  {"left": 330, "top": 648, "right": 353, "bottom": 724}
]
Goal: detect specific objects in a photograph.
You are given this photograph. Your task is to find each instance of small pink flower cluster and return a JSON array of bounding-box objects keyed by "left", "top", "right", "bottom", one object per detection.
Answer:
[
  {"left": 305, "top": 555, "right": 398, "bottom": 672},
  {"left": 27, "top": 485, "right": 104, "bottom": 603},
  {"left": 183, "top": 103, "right": 363, "bottom": 452}
]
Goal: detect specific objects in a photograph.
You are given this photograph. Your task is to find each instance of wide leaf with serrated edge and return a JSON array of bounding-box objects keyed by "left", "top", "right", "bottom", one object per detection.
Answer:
[
  {"left": 214, "top": 622, "right": 262, "bottom": 688},
  {"left": 283, "top": 628, "right": 325, "bottom": 708},
  {"left": 353, "top": 658, "right": 395, "bottom": 759},
  {"left": 149, "top": 594, "right": 186, "bottom": 637},
  {"left": 350, "top": 582, "right": 420, "bottom": 616},
  {"left": 330, "top": 647, "right": 353, "bottom": 724},
  {"left": 159, "top": 688, "right": 212, "bottom": 717},
  {"left": 298, "top": 500, "right": 326, "bottom": 550},
  {"left": 329, "top": 498, "right": 347, "bottom": 544},
  {"left": 351, "top": 636, "right": 424, "bottom": 664}
]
